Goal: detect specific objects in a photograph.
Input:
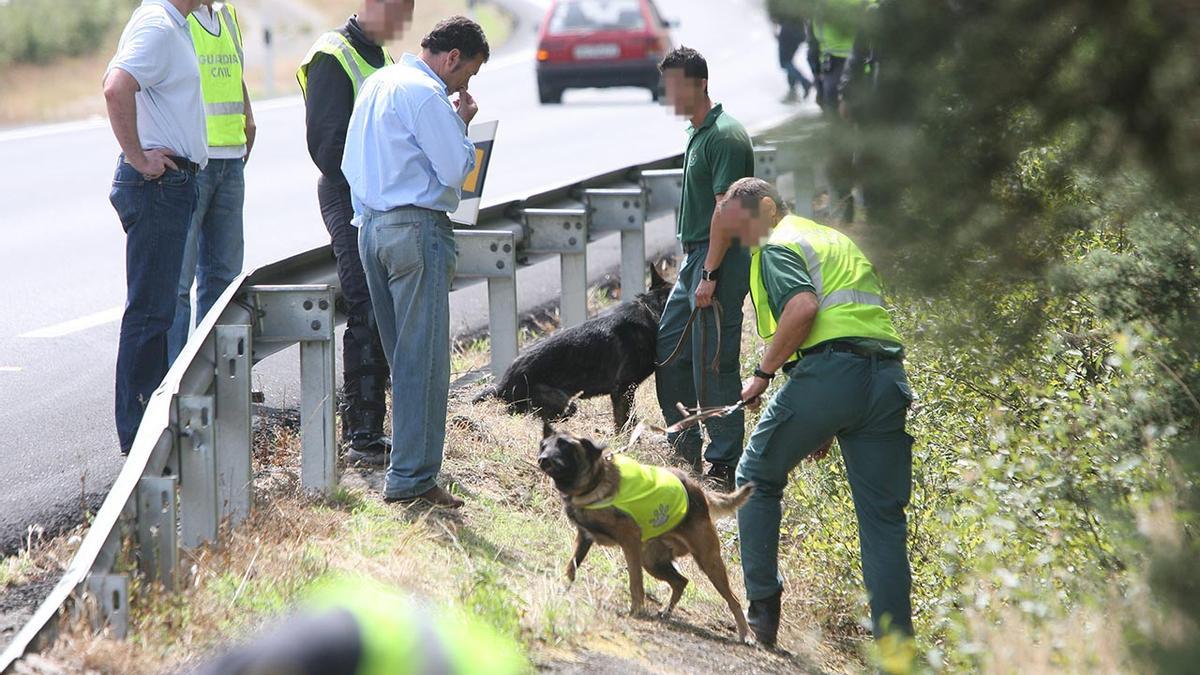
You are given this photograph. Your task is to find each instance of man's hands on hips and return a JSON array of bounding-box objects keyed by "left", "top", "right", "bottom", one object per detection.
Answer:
[
  {"left": 695, "top": 279, "right": 716, "bottom": 308},
  {"left": 129, "top": 149, "right": 179, "bottom": 180},
  {"left": 455, "top": 90, "right": 479, "bottom": 125},
  {"left": 740, "top": 375, "right": 770, "bottom": 409}
]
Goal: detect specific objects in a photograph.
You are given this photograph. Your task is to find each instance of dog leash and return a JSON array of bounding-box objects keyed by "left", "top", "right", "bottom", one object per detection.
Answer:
[
  {"left": 657, "top": 298, "right": 724, "bottom": 404},
  {"left": 659, "top": 400, "right": 748, "bottom": 435}
]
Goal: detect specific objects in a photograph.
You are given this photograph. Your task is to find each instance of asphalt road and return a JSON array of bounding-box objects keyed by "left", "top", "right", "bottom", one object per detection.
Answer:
[{"left": 0, "top": 0, "right": 814, "bottom": 552}]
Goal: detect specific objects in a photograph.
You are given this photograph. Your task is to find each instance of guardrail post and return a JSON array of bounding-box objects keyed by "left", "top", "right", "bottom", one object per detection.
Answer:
[
  {"left": 640, "top": 168, "right": 684, "bottom": 217},
  {"left": 755, "top": 145, "right": 779, "bottom": 184},
  {"left": 246, "top": 285, "right": 338, "bottom": 496},
  {"left": 85, "top": 574, "right": 129, "bottom": 638},
  {"left": 585, "top": 187, "right": 648, "bottom": 300},
  {"left": 455, "top": 230, "right": 518, "bottom": 377},
  {"left": 136, "top": 476, "right": 178, "bottom": 589},
  {"left": 177, "top": 394, "right": 217, "bottom": 548},
  {"left": 300, "top": 340, "right": 337, "bottom": 494},
  {"left": 522, "top": 208, "right": 589, "bottom": 328},
  {"left": 214, "top": 324, "right": 252, "bottom": 524}
]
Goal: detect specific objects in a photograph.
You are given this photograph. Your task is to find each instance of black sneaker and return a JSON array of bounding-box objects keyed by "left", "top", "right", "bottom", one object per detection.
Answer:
[
  {"left": 704, "top": 462, "right": 736, "bottom": 493},
  {"left": 748, "top": 590, "right": 782, "bottom": 647},
  {"left": 347, "top": 433, "right": 390, "bottom": 467}
]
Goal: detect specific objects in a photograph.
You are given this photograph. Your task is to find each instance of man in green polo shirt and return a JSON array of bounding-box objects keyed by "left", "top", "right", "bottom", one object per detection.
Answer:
[
  {"left": 717, "top": 177, "right": 915, "bottom": 647},
  {"left": 655, "top": 47, "right": 756, "bottom": 491}
]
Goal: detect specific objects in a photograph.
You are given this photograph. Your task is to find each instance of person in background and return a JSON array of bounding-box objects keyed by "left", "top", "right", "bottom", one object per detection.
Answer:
[
  {"left": 768, "top": 2, "right": 812, "bottom": 103},
  {"left": 343, "top": 16, "right": 488, "bottom": 508},
  {"left": 717, "top": 177, "right": 915, "bottom": 648},
  {"left": 168, "top": 0, "right": 254, "bottom": 361},
  {"left": 812, "top": 0, "right": 873, "bottom": 224},
  {"left": 103, "top": 0, "right": 207, "bottom": 455},
  {"left": 297, "top": 0, "right": 415, "bottom": 466}
]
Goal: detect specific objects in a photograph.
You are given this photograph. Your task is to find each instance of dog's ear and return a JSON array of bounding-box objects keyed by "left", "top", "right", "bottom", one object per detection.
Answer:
[
  {"left": 581, "top": 438, "right": 607, "bottom": 460},
  {"left": 542, "top": 421, "right": 556, "bottom": 439},
  {"left": 649, "top": 260, "right": 669, "bottom": 289}
]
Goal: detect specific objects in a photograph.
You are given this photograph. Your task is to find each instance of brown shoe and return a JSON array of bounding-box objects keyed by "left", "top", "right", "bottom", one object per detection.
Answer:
[{"left": 385, "top": 485, "right": 464, "bottom": 509}]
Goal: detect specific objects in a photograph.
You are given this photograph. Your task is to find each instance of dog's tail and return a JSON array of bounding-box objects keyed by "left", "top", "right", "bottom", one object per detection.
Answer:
[{"left": 706, "top": 482, "right": 755, "bottom": 519}]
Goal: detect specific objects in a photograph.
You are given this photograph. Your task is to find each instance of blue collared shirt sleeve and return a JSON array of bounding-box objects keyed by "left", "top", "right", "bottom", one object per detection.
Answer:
[{"left": 410, "top": 95, "right": 477, "bottom": 190}]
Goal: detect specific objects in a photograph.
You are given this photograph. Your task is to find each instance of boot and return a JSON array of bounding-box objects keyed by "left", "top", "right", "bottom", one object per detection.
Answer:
[
  {"left": 704, "top": 462, "right": 736, "bottom": 493},
  {"left": 346, "top": 406, "right": 390, "bottom": 467},
  {"left": 748, "top": 590, "right": 782, "bottom": 647}
]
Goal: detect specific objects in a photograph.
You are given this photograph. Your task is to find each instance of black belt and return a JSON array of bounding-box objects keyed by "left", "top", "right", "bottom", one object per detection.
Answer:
[
  {"left": 682, "top": 240, "right": 708, "bottom": 254},
  {"left": 167, "top": 156, "right": 201, "bottom": 174},
  {"left": 800, "top": 339, "right": 898, "bottom": 360}
]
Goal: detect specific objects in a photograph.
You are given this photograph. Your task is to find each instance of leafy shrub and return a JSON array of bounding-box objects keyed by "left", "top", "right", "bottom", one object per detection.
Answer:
[{"left": 0, "top": 0, "right": 138, "bottom": 66}]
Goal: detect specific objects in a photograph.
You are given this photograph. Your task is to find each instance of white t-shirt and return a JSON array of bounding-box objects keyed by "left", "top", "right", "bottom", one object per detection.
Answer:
[
  {"left": 107, "top": 0, "right": 208, "bottom": 167},
  {"left": 191, "top": 2, "right": 246, "bottom": 160}
]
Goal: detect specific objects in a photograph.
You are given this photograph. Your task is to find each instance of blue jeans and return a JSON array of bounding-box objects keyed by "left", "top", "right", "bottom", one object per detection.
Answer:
[
  {"left": 358, "top": 207, "right": 456, "bottom": 499},
  {"left": 168, "top": 158, "right": 245, "bottom": 362},
  {"left": 654, "top": 243, "right": 750, "bottom": 468},
  {"left": 735, "top": 350, "right": 915, "bottom": 638},
  {"left": 109, "top": 156, "right": 198, "bottom": 452}
]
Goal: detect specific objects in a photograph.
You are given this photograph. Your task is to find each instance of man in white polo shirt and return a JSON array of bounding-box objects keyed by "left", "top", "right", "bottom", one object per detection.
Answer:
[{"left": 103, "top": 0, "right": 207, "bottom": 455}]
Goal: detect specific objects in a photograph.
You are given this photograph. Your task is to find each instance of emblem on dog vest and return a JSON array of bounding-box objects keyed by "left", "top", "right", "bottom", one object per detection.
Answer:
[{"left": 585, "top": 455, "right": 689, "bottom": 541}]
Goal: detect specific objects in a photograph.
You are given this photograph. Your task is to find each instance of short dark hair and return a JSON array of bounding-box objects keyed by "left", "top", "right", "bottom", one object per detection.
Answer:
[
  {"left": 658, "top": 46, "right": 707, "bottom": 80},
  {"left": 725, "top": 177, "right": 787, "bottom": 216},
  {"left": 421, "top": 16, "right": 490, "bottom": 62}
]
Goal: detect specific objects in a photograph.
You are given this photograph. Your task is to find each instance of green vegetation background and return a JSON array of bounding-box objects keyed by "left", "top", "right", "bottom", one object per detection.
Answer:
[
  {"left": 768, "top": 0, "right": 1200, "bottom": 671},
  {"left": 0, "top": 0, "right": 138, "bottom": 66}
]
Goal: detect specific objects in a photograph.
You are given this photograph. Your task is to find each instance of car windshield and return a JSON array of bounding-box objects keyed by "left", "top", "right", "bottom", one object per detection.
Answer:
[{"left": 548, "top": 0, "right": 646, "bottom": 34}]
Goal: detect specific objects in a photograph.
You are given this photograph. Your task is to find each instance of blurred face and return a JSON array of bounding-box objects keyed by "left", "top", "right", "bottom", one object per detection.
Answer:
[
  {"left": 715, "top": 195, "right": 778, "bottom": 248},
  {"left": 359, "top": 0, "right": 415, "bottom": 41},
  {"left": 437, "top": 51, "right": 486, "bottom": 93},
  {"left": 662, "top": 68, "right": 706, "bottom": 117}
]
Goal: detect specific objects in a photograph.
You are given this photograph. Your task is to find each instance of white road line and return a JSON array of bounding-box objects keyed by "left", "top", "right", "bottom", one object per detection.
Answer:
[
  {"left": 19, "top": 306, "right": 123, "bottom": 339},
  {"left": 0, "top": 367, "right": 21, "bottom": 373}
]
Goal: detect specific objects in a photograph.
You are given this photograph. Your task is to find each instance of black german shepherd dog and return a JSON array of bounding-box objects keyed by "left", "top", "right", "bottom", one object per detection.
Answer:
[{"left": 476, "top": 262, "right": 672, "bottom": 429}]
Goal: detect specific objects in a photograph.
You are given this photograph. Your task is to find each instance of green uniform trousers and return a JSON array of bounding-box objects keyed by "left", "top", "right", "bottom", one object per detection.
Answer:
[
  {"left": 736, "top": 347, "right": 915, "bottom": 638},
  {"left": 655, "top": 243, "right": 750, "bottom": 468}
]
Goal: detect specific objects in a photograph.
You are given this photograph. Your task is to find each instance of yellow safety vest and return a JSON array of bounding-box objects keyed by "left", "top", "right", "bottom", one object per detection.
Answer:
[
  {"left": 584, "top": 455, "right": 689, "bottom": 541},
  {"left": 750, "top": 214, "right": 902, "bottom": 359},
  {"left": 813, "top": 0, "right": 870, "bottom": 58},
  {"left": 188, "top": 3, "right": 246, "bottom": 148},
  {"left": 308, "top": 579, "right": 528, "bottom": 675},
  {"left": 296, "top": 31, "right": 394, "bottom": 100}
]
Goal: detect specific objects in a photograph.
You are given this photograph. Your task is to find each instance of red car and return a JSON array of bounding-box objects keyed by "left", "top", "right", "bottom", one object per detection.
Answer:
[{"left": 535, "top": 0, "right": 676, "bottom": 104}]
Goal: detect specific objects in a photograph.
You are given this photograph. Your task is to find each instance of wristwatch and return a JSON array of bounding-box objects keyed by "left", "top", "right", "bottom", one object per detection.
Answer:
[
  {"left": 701, "top": 268, "right": 720, "bottom": 282},
  {"left": 753, "top": 367, "right": 775, "bottom": 380}
]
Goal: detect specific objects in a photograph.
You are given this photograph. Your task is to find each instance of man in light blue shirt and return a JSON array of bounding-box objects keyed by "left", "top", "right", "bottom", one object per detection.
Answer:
[{"left": 344, "top": 16, "right": 489, "bottom": 509}]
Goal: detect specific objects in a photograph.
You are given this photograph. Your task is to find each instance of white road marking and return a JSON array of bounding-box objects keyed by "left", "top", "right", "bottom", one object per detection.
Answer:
[
  {"left": 0, "top": 367, "right": 21, "bottom": 373},
  {"left": 19, "top": 306, "right": 123, "bottom": 339}
]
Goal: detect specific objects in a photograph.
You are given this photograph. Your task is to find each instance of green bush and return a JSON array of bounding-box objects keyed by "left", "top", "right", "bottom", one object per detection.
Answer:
[{"left": 0, "top": 0, "right": 138, "bottom": 66}]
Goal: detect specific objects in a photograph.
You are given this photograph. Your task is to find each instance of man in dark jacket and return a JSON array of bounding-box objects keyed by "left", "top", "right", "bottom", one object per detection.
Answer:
[{"left": 296, "top": 0, "right": 414, "bottom": 465}]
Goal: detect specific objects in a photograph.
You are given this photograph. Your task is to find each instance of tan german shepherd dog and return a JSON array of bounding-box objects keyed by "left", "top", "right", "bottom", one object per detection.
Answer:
[{"left": 537, "top": 424, "right": 754, "bottom": 642}]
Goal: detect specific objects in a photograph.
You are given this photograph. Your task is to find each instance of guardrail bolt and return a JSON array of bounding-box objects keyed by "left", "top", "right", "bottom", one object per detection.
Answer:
[
  {"left": 569, "top": 237, "right": 578, "bottom": 246},
  {"left": 634, "top": 200, "right": 641, "bottom": 208},
  {"left": 503, "top": 244, "right": 512, "bottom": 253},
  {"left": 623, "top": 200, "right": 631, "bottom": 208},
  {"left": 574, "top": 222, "right": 583, "bottom": 230},
  {"left": 490, "top": 243, "right": 498, "bottom": 252},
  {"left": 311, "top": 320, "right": 321, "bottom": 331},
  {"left": 562, "top": 221, "right": 571, "bottom": 230},
  {"left": 496, "top": 261, "right": 505, "bottom": 270},
  {"left": 318, "top": 299, "right": 329, "bottom": 310},
  {"left": 303, "top": 300, "right": 313, "bottom": 310}
]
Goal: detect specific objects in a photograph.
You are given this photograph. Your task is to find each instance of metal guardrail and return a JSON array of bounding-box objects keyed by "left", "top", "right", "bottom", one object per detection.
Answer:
[{"left": 0, "top": 129, "right": 821, "bottom": 670}]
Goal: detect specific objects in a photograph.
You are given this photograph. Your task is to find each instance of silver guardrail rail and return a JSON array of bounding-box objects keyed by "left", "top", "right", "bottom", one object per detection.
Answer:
[{"left": 0, "top": 126, "right": 820, "bottom": 670}]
